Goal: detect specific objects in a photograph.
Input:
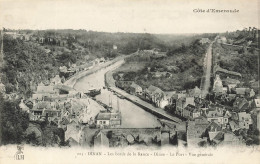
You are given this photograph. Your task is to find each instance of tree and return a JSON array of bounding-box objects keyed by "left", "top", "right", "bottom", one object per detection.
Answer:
[
  {"left": 25, "top": 132, "right": 40, "bottom": 146},
  {"left": 198, "top": 140, "right": 208, "bottom": 147},
  {"left": 0, "top": 94, "right": 29, "bottom": 145}
]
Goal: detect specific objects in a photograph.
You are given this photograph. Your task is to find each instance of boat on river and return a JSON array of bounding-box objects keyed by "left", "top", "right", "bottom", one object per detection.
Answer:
[
  {"left": 118, "top": 94, "right": 125, "bottom": 99},
  {"left": 84, "top": 88, "right": 101, "bottom": 97}
]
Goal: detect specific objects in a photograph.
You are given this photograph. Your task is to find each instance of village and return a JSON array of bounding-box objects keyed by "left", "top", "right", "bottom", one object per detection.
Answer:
[
  {"left": 0, "top": 0, "right": 260, "bottom": 163},
  {"left": 0, "top": 28, "right": 259, "bottom": 148}
]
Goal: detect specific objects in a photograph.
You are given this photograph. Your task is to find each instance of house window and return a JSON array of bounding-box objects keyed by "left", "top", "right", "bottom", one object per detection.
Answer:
[
  {"left": 103, "top": 121, "right": 106, "bottom": 124},
  {"left": 99, "top": 121, "right": 102, "bottom": 124}
]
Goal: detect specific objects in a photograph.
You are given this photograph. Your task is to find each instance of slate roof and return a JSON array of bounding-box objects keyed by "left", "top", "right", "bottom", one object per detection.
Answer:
[
  {"left": 96, "top": 113, "right": 111, "bottom": 120},
  {"left": 212, "top": 131, "right": 224, "bottom": 144},
  {"left": 54, "top": 84, "right": 74, "bottom": 92},
  {"left": 130, "top": 82, "right": 142, "bottom": 89},
  {"left": 224, "top": 111, "right": 232, "bottom": 118},
  {"left": 32, "top": 94, "right": 44, "bottom": 100},
  {"left": 94, "top": 131, "right": 109, "bottom": 147},
  {"left": 147, "top": 85, "right": 163, "bottom": 94},
  {"left": 235, "top": 88, "right": 250, "bottom": 95},
  {"left": 34, "top": 101, "right": 51, "bottom": 110},
  {"left": 42, "top": 110, "right": 61, "bottom": 117},
  {"left": 223, "top": 132, "right": 241, "bottom": 143},
  {"left": 223, "top": 77, "right": 240, "bottom": 85},
  {"left": 204, "top": 110, "right": 223, "bottom": 118},
  {"left": 194, "top": 116, "right": 210, "bottom": 125},
  {"left": 229, "top": 121, "right": 240, "bottom": 131},
  {"left": 164, "top": 91, "right": 176, "bottom": 99},
  {"left": 253, "top": 99, "right": 260, "bottom": 108},
  {"left": 184, "top": 104, "right": 197, "bottom": 112},
  {"left": 233, "top": 98, "right": 249, "bottom": 111},
  {"left": 190, "top": 86, "right": 201, "bottom": 97},
  {"left": 187, "top": 121, "right": 209, "bottom": 139},
  {"left": 65, "top": 122, "right": 80, "bottom": 143},
  {"left": 207, "top": 122, "right": 222, "bottom": 132},
  {"left": 214, "top": 65, "right": 242, "bottom": 77},
  {"left": 238, "top": 112, "right": 251, "bottom": 122}
]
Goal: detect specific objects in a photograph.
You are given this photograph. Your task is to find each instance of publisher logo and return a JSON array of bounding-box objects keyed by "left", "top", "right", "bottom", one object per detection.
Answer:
[{"left": 14, "top": 145, "right": 24, "bottom": 160}]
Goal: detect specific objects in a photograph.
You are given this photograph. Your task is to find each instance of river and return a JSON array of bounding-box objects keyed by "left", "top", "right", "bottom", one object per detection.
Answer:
[{"left": 74, "top": 61, "right": 161, "bottom": 128}]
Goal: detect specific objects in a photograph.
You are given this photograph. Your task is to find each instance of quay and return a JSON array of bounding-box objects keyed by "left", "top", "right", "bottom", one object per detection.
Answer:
[
  {"left": 105, "top": 70, "right": 183, "bottom": 124},
  {"left": 64, "top": 56, "right": 125, "bottom": 88}
]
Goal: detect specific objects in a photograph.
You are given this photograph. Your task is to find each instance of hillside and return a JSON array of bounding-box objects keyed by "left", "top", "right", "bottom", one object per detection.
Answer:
[
  {"left": 213, "top": 27, "right": 259, "bottom": 87},
  {"left": 113, "top": 37, "right": 213, "bottom": 91},
  {"left": 1, "top": 35, "right": 59, "bottom": 97}
]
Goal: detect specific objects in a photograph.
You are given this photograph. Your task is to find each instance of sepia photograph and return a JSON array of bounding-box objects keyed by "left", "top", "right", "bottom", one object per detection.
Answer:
[{"left": 0, "top": 0, "right": 259, "bottom": 163}]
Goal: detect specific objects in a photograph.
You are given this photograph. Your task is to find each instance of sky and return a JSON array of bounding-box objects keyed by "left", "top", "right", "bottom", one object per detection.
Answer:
[{"left": 0, "top": 0, "right": 259, "bottom": 34}]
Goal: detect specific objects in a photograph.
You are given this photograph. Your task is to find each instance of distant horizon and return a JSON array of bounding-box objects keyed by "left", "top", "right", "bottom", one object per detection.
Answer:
[{"left": 2, "top": 27, "right": 252, "bottom": 35}]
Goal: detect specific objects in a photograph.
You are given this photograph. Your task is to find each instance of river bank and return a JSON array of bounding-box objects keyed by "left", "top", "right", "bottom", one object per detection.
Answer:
[
  {"left": 64, "top": 56, "right": 125, "bottom": 89},
  {"left": 104, "top": 68, "right": 183, "bottom": 123},
  {"left": 74, "top": 57, "right": 161, "bottom": 128}
]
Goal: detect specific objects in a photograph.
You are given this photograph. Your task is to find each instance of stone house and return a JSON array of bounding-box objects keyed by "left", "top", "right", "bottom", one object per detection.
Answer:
[
  {"left": 233, "top": 97, "right": 249, "bottom": 112},
  {"left": 96, "top": 112, "right": 121, "bottom": 128},
  {"left": 176, "top": 97, "right": 195, "bottom": 117},
  {"left": 50, "top": 75, "right": 62, "bottom": 85},
  {"left": 186, "top": 116, "right": 209, "bottom": 146},
  {"left": 206, "top": 122, "right": 223, "bottom": 143},
  {"left": 189, "top": 86, "right": 201, "bottom": 98},
  {"left": 237, "top": 112, "right": 252, "bottom": 129},
  {"left": 213, "top": 75, "right": 223, "bottom": 94},
  {"left": 183, "top": 104, "right": 201, "bottom": 120},
  {"left": 129, "top": 82, "right": 143, "bottom": 95},
  {"left": 203, "top": 105, "right": 225, "bottom": 126},
  {"left": 145, "top": 85, "right": 165, "bottom": 107},
  {"left": 235, "top": 88, "right": 250, "bottom": 97},
  {"left": 199, "top": 38, "right": 210, "bottom": 44}
]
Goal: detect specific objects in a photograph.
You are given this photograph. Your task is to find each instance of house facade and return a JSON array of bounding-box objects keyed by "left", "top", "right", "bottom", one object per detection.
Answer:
[
  {"left": 238, "top": 112, "right": 252, "bottom": 129},
  {"left": 96, "top": 112, "right": 121, "bottom": 128},
  {"left": 183, "top": 104, "right": 201, "bottom": 120},
  {"left": 176, "top": 97, "right": 195, "bottom": 117},
  {"left": 145, "top": 85, "right": 165, "bottom": 108},
  {"left": 213, "top": 75, "right": 223, "bottom": 94},
  {"left": 129, "top": 82, "right": 143, "bottom": 95}
]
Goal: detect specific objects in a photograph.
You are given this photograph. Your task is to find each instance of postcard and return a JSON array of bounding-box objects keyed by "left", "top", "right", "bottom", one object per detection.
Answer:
[{"left": 0, "top": 0, "right": 259, "bottom": 163}]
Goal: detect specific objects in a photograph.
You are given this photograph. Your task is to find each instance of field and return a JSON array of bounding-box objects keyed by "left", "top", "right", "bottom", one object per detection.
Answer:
[{"left": 114, "top": 61, "right": 148, "bottom": 73}]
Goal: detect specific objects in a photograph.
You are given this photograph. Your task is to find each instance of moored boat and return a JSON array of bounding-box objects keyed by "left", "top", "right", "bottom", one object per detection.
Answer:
[{"left": 84, "top": 88, "right": 101, "bottom": 97}]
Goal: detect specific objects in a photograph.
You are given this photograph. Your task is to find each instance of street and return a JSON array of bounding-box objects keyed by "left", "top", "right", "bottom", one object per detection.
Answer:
[{"left": 201, "top": 41, "right": 214, "bottom": 98}]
